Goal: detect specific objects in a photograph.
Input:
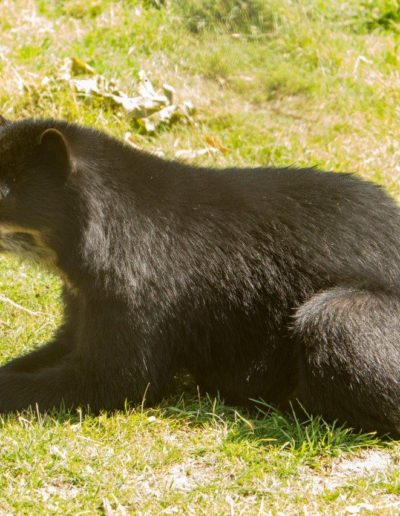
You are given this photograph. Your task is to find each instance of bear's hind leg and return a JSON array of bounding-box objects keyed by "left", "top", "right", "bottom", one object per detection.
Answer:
[{"left": 293, "top": 286, "right": 400, "bottom": 435}]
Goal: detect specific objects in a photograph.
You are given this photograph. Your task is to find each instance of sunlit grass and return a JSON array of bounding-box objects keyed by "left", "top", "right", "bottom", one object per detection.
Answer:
[{"left": 0, "top": 0, "right": 399, "bottom": 512}]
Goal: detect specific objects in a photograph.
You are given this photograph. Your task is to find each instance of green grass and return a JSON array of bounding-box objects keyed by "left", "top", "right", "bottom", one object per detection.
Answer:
[{"left": 1, "top": 0, "right": 400, "bottom": 512}]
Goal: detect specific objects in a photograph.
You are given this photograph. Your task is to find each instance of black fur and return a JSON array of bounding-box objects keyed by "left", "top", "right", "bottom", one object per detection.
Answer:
[{"left": 0, "top": 117, "right": 400, "bottom": 435}]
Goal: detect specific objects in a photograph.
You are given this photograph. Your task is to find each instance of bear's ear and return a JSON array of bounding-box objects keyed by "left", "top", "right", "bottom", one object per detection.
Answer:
[
  {"left": 38, "top": 128, "right": 75, "bottom": 180},
  {"left": 0, "top": 115, "right": 10, "bottom": 127}
]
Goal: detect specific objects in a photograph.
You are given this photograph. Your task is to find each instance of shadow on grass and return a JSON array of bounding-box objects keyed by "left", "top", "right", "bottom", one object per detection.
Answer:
[
  {"left": 154, "top": 373, "right": 386, "bottom": 463},
  {"left": 0, "top": 372, "right": 389, "bottom": 464},
  {"left": 163, "top": 396, "right": 383, "bottom": 459}
]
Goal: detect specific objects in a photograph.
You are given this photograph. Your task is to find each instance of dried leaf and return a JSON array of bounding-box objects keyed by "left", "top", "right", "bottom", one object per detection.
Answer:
[
  {"left": 72, "top": 77, "right": 100, "bottom": 96},
  {"left": 204, "top": 134, "right": 229, "bottom": 153},
  {"left": 71, "top": 57, "right": 96, "bottom": 76},
  {"left": 175, "top": 148, "right": 219, "bottom": 160},
  {"left": 162, "top": 83, "right": 175, "bottom": 103},
  {"left": 111, "top": 94, "right": 168, "bottom": 118}
]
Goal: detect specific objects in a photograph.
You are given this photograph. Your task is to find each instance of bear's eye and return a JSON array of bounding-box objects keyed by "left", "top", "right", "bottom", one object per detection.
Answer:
[
  {"left": 0, "top": 177, "right": 15, "bottom": 200},
  {"left": 0, "top": 183, "right": 10, "bottom": 200}
]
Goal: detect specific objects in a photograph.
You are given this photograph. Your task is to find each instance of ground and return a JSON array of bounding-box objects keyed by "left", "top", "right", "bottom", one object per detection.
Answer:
[{"left": 1, "top": 0, "right": 400, "bottom": 513}]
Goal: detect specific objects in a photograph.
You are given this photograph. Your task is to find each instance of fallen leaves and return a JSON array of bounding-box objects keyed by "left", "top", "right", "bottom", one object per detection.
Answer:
[
  {"left": 10, "top": 56, "right": 230, "bottom": 160},
  {"left": 59, "top": 57, "right": 195, "bottom": 133}
]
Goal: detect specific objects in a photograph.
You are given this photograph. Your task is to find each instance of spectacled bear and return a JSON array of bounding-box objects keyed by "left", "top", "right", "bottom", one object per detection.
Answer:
[{"left": 0, "top": 115, "right": 399, "bottom": 435}]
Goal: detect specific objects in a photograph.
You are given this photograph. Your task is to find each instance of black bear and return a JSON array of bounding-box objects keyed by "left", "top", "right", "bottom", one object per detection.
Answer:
[{"left": 0, "top": 115, "right": 399, "bottom": 435}]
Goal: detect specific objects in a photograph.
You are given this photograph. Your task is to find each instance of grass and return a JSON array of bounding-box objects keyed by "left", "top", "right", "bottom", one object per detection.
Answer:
[{"left": 1, "top": 0, "right": 400, "bottom": 512}]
